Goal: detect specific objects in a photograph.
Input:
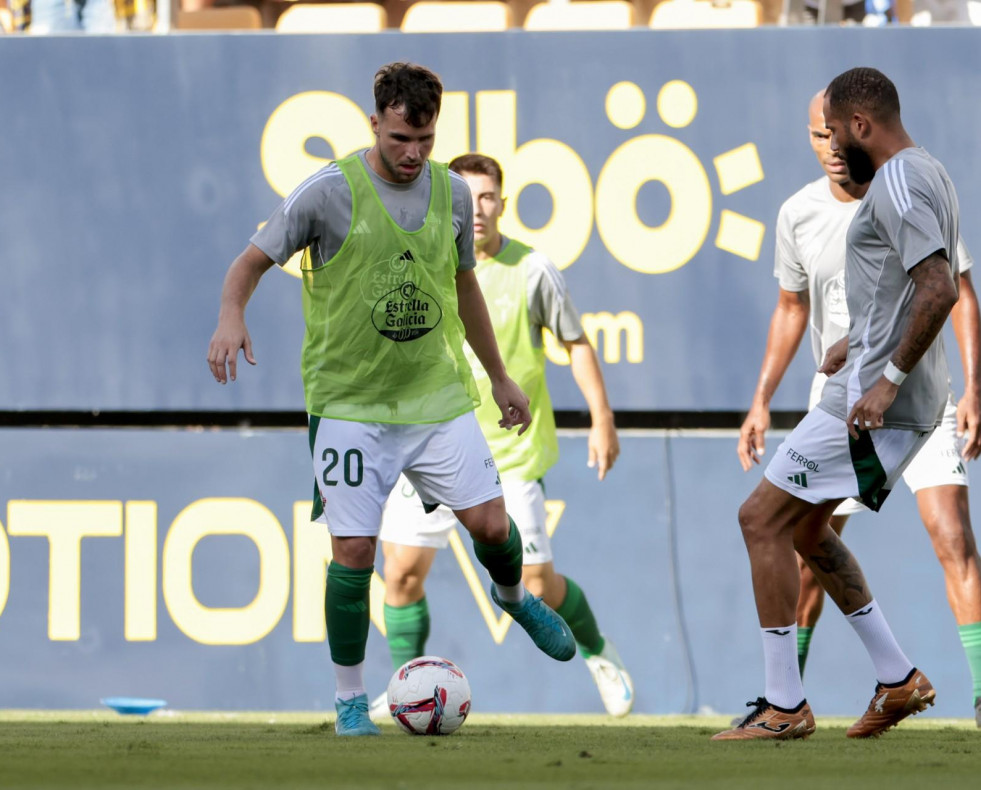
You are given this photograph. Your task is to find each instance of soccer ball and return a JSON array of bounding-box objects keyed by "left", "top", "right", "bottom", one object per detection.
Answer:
[{"left": 386, "top": 656, "right": 472, "bottom": 735}]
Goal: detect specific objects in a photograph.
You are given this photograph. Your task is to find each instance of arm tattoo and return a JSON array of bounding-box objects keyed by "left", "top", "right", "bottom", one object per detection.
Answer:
[{"left": 893, "top": 254, "right": 958, "bottom": 372}]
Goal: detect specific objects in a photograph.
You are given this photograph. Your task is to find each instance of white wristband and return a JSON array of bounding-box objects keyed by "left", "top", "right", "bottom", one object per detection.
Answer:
[{"left": 884, "top": 361, "right": 908, "bottom": 386}]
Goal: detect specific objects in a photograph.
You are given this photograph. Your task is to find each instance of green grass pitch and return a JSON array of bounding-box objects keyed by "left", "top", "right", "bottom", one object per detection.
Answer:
[{"left": 0, "top": 710, "right": 977, "bottom": 789}]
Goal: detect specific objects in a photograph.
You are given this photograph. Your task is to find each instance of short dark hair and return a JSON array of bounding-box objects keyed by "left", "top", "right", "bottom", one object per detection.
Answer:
[
  {"left": 373, "top": 62, "right": 442, "bottom": 127},
  {"left": 448, "top": 153, "right": 504, "bottom": 190},
  {"left": 826, "top": 67, "right": 901, "bottom": 124}
]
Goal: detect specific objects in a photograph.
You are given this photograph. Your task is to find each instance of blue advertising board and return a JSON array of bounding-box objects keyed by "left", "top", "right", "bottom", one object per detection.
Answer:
[
  {"left": 0, "top": 428, "right": 975, "bottom": 719},
  {"left": 2, "top": 29, "right": 979, "bottom": 413}
]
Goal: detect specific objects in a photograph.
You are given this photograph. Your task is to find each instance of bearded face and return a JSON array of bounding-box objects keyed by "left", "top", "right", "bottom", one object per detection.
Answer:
[{"left": 839, "top": 136, "right": 877, "bottom": 185}]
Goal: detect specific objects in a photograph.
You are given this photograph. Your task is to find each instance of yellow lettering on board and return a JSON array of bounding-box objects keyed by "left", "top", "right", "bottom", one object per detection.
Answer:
[
  {"left": 543, "top": 313, "right": 644, "bottom": 366},
  {"left": 124, "top": 501, "right": 157, "bottom": 642},
  {"left": 476, "top": 91, "right": 593, "bottom": 271},
  {"left": 162, "top": 498, "right": 289, "bottom": 646},
  {"left": 7, "top": 501, "right": 123, "bottom": 641},
  {"left": 0, "top": 515, "right": 9, "bottom": 620}
]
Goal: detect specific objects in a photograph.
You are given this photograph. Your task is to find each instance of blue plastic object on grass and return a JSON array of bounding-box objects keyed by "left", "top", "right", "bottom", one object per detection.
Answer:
[{"left": 100, "top": 697, "right": 167, "bottom": 715}]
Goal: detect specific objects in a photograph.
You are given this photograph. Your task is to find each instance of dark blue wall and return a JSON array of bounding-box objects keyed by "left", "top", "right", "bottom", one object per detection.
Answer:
[{"left": 2, "top": 30, "right": 979, "bottom": 412}]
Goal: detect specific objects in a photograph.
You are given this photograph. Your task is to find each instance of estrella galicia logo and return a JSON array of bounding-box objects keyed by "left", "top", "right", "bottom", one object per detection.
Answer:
[{"left": 372, "top": 281, "right": 442, "bottom": 342}]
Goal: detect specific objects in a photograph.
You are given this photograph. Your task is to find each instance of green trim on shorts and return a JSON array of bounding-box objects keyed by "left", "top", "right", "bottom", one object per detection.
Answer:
[
  {"left": 848, "top": 430, "right": 891, "bottom": 512},
  {"left": 308, "top": 414, "right": 321, "bottom": 456},
  {"left": 311, "top": 479, "right": 324, "bottom": 522},
  {"left": 309, "top": 415, "right": 323, "bottom": 522}
]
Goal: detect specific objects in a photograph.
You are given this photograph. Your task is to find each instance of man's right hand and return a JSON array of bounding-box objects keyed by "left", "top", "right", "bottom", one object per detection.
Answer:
[
  {"left": 819, "top": 337, "right": 849, "bottom": 376},
  {"left": 206, "top": 245, "right": 274, "bottom": 385},
  {"left": 207, "top": 317, "right": 255, "bottom": 384},
  {"left": 737, "top": 403, "right": 770, "bottom": 471},
  {"left": 490, "top": 376, "right": 532, "bottom": 436}
]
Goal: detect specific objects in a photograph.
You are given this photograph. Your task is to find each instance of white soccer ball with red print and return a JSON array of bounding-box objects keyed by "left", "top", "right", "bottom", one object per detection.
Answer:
[{"left": 386, "top": 656, "right": 472, "bottom": 735}]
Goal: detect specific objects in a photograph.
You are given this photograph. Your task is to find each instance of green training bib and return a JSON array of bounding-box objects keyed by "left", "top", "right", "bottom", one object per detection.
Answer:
[
  {"left": 471, "top": 240, "right": 558, "bottom": 480},
  {"left": 299, "top": 156, "right": 478, "bottom": 423}
]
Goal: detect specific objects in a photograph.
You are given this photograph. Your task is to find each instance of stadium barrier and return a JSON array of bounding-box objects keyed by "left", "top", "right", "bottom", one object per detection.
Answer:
[{"left": 0, "top": 429, "right": 975, "bottom": 718}]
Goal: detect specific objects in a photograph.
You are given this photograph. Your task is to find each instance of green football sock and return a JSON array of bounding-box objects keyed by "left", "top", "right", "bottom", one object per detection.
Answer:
[
  {"left": 556, "top": 576, "right": 604, "bottom": 658},
  {"left": 797, "top": 626, "right": 814, "bottom": 676},
  {"left": 958, "top": 621, "right": 981, "bottom": 699},
  {"left": 324, "top": 561, "right": 372, "bottom": 667},
  {"left": 384, "top": 598, "right": 431, "bottom": 671},
  {"left": 473, "top": 516, "right": 523, "bottom": 588}
]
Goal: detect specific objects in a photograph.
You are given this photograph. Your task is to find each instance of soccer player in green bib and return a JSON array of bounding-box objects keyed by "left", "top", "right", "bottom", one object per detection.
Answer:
[
  {"left": 375, "top": 154, "right": 633, "bottom": 718},
  {"left": 207, "top": 63, "right": 575, "bottom": 737}
]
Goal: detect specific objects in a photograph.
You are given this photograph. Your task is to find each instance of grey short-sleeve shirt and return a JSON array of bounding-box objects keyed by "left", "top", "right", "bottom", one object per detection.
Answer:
[
  {"left": 500, "top": 237, "right": 584, "bottom": 347},
  {"left": 250, "top": 150, "right": 476, "bottom": 271},
  {"left": 819, "top": 148, "right": 961, "bottom": 430},
  {"left": 774, "top": 178, "right": 973, "bottom": 370}
]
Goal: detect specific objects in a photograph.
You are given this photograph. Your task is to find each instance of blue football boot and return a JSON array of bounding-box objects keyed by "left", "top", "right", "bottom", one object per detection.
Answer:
[
  {"left": 334, "top": 693, "right": 381, "bottom": 736},
  {"left": 491, "top": 586, "right": 576, "bottom": 661}
]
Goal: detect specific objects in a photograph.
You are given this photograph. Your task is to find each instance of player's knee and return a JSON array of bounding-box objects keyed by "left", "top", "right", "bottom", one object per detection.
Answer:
[
  {"left": 457, "top": 498, "right": 509, "bottom": 544},
  {"left": 932, "top": 526, "right": 979, "bottom": 571},
  {"left": 737, "top": 500, "right": 763, "bottom": 541},
  {"left": 465, "top": 513, "right": 509, "bottom": 544},
  {"left": 484, "top": 517, "right": 511, "bottom": 544},
  {"left": 333, "top": 536, "right": 376, "bottom": 569},
  {"left": 386, "top": 568, "right": 426, "bottom": 602},
  {"left": 522, "top": 566, "right": 548, "bottom": 598}
]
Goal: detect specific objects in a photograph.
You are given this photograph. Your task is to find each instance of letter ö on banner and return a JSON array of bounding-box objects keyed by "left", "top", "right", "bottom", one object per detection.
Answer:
[
  {"left": 476, "top": 91, "right": 593, "bottom": 271},
  {"left": 162, "top": 498, "right": 289, "bottom": 646},
  {"left": 595, "top": 135, "right": 712, "bottom": 275}
]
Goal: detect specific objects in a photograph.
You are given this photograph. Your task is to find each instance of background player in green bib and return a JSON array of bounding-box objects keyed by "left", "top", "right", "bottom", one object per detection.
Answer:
[
  {"left": 375, "top": 154, "right": 633, "bottom": 717},
  {"left": 207, "top": 64, "right": 575, "bottom": 737}
]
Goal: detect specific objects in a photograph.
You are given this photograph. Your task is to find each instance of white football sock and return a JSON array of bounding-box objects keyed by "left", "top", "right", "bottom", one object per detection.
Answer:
[
  {"left": 845, "top": 599, "right": 913, "bottom": 684},
  {"left": 761, "top": 624, "right": 805, "bottom": 709},
  {"left": 334, "top": 661, "right": 366, "bottom": 701},
  {"left": 493, "top": 582, "right": 525, "bottom": 604}
]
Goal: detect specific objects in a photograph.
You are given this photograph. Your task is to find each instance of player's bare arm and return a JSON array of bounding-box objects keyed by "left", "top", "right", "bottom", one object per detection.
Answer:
[
  {"left": 738, "top": 288, "right": 809, "bottom": 471},
  {"left": 564, "top": 336, "right": 619, "bottom": 480},
  {"left": 951, "top": 271, "right": 981, "bottom": 460},
  {"left": 207, "top": 243, "right": 276, "bottom": 384},
  {"left": 455, "top": 268, "right": 532, "bottom": 435},
  {"left": 846, "top": 251, "right": 958, "bottom": 437}
]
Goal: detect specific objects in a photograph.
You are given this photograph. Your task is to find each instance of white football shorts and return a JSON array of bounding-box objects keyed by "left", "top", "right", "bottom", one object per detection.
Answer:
[
  {"left": 309, "top": 411, "right": 502, "bottom": 537},
  {"left": 765, "top": 406, "right": 932, "bottom": 512},
  {"left": 379, "top": 475, "right": 554, "bottom": 565},
  {"left": 809, "top": 374, "right": 967, "bottom": 515}
]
